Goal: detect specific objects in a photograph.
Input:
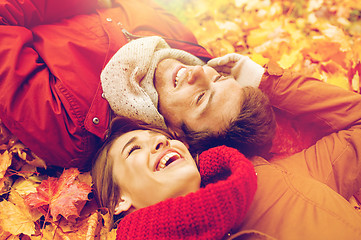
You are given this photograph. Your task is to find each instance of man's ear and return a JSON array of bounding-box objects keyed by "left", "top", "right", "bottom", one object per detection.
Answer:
[{"left": 114, "top": 194, "right": 132, "bottom": 215}]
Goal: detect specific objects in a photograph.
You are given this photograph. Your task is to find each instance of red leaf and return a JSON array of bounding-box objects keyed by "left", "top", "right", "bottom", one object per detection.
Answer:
[{"left": 24, "top": 168, "right": 92, "bottom": 221}]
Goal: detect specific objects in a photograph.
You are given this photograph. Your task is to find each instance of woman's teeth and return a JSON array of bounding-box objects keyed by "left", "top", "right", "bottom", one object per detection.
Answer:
[
  {"left": 157, "top": 152, "right": 180, "bottom": 171},
  {"left": 175, "top": 68, "right": 186, "bottom": 87}
]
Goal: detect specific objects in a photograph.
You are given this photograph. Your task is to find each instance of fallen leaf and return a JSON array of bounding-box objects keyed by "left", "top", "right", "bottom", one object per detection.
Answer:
[
  {"left": 323, "top": 72, "right": 350, "bottom": 90},
  {"left": 250, "top": 52, "right": 269, "bottom": 66},
  {"left": 0, "top": 190, "right": 41, "bottom": 236},
  {"left": 0, "top": 228, "right": 12, "bottom": 240},
  {"left": 99, "top": 210, "right": 117, "bottom": 240},
  {"left": 0, "top": 150, "right": 11, "bottom": 178},
  {"left": 351, "top": 70, "right": 360, "bottom": 92},
  {"left": 0, "top": 176, "right": 13, "bottom": 196},
  {"left": 77, "top": 171, "right": 93, "bottom": 188},
  {"left": 277, "top": 49, "right": 302, "bottom": 69},
  {"left": 54, "top": 212, "right": 100, "bottom": 240},
  {"left": 12, "top": 178, "right": 39, "bottom": 197},
  {"left": 24, "top": 168, "right": 92, "bottom": 221}
]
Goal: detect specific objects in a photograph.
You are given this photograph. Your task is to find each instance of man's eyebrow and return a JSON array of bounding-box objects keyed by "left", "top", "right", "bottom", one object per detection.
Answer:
[{"left": 121, "top": 136, "right": 137, "bottom": 154}]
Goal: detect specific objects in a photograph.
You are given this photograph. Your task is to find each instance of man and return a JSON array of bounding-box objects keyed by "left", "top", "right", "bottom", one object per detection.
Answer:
[
  {"left": 0, "top": 0, "right": 212, "bottom": 169},
  {"left": 101, "top": 36, "right": 276, "bottom": 158}
]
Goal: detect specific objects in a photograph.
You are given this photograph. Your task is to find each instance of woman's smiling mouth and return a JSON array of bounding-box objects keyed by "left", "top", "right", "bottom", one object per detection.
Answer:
[{"left": 155, "top": 151, "right": 182, "bottom": 171}]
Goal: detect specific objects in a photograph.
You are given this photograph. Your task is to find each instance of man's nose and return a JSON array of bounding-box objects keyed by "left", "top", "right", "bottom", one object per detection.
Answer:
[
  {"left": 151, "top": 135, "right": 169, "bottom": 153},
  {"left": 187, "top": 66, "right": 207, "bottom": 85}
]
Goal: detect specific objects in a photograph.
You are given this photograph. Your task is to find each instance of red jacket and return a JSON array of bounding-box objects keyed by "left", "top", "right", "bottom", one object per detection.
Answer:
[{"left": 0, "top": 0, "right": 212, "bottom": 169}]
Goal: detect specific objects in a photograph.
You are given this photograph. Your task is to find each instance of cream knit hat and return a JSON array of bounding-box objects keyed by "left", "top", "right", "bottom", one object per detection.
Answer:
[{"left": 101, "top": 36, "right": 205, "bottom": 128}]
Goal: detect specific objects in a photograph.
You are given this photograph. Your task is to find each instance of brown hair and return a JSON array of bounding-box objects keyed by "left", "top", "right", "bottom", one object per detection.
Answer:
[
  {"left": 182, "top": 86, "right": 276, "bottom": 157},
  {"left": 91, "top": 116, "right": 174, "bottom": 223}
]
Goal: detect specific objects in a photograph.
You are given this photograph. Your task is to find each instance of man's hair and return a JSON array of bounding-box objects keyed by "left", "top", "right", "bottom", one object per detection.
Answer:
[
  {"left": 91, "top": 116, "right": 174, "bottom": 224},
  {"left": 182, "top": 86, "right": 276, "bottom": 157}
]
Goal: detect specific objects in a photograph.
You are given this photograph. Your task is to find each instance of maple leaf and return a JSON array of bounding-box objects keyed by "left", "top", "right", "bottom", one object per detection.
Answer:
[
  {"left": 0, "top": 190, "right": 41, "bottom": 236},
  {"left": 24, "top": 168, "right": 92, "bottom": 221}
]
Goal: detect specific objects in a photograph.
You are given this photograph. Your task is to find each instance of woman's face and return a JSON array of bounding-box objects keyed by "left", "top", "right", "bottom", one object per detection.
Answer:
[{"left": 109, "top": 130, "right": 201, "bottom": 211}]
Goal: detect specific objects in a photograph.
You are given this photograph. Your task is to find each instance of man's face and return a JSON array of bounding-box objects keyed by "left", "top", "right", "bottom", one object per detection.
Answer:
[{"left": 154, "top": 59, "right": 243, "bottom": 133}]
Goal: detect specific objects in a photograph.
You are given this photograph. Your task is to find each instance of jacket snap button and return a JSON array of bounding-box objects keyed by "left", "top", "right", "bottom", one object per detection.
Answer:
[
  {"left": 93, "top": 117, "right": 100, "bottom": 125},
  {"left": 101, "top": 93, "right": 106, "bottom": 98},
  {"left": 106, "top": 18, "right": 112, "bottom": 22}
]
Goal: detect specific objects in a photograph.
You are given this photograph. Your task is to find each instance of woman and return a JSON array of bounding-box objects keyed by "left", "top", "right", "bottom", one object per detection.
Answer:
[{"left": 91, "top": 116, "right": 259, "bottom": 240}]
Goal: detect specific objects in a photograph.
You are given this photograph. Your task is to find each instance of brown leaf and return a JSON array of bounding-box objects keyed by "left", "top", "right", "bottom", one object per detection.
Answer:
[{"left": 0, "top": 176, "right": 13, "bottom": 196}]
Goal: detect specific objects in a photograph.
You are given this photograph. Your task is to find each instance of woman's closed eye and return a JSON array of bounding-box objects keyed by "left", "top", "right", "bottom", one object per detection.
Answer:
[{"left": 128, "top": 145, "right": 141, "bottom": 156}]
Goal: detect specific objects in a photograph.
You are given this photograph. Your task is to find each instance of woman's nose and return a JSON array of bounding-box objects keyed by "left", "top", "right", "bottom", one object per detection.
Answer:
[
  {"left": 187, "top": 66, "right": 207, "bottom": 85},
  {"left": 151, "top": 135, "right": 169, "bottom": 153}
]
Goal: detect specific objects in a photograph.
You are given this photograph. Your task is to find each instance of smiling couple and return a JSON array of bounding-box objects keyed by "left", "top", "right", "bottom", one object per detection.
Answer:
[{"left": 92, "top": 36, "right": 361, "bottom": 240}]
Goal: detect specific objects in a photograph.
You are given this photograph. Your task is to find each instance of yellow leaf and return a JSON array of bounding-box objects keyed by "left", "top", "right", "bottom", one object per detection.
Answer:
[
  {"left": 99, "top": 210, "right": 117, "bottom": 240},
  {"left": 12, "top": 178, "right": 39, "bottom": 197},
  {"left": 250, "top": 53, "right": 269, "bottom": 66},
  {"left": 351, "top": 71, "right": 360, "bottom": 93},
  {"left": 247, "top": 28, "right": 270, "bottom": 48},
  {"left": 0, "top": 150, "right": 11, "bottom": 178},
  {"left": 8, "top": 190, "right": 42, "bottom": 222},
  {"left": 29, "top": 223, "right": 60, "bottom": 240},
  {"left": 324, "top": 73, "right": 350, "bottom": 91},
  {"left": 277, "top": 50, "right": 301, "bottom": 69},
  {"left": 0, "top": 199, "right": 36, "bottom": 236}
]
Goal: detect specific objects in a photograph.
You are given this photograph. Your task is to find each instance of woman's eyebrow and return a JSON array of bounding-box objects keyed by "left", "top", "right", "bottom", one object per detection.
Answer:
[{"left": 121, "top": 136, "right": 137, "bottom": 154}]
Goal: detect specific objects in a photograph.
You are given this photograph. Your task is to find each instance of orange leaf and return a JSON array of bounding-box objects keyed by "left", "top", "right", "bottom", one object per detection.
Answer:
[
  {"left": 24, "top": 168, "right": 92, "bottom": 221},
  {"left": 0, "top": 190, "right": 41, "bottom": 236}
]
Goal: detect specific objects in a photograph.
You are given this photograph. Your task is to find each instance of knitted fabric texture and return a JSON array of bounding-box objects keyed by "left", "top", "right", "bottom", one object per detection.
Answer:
[
  {"left": 116, "top": 146, "right": 257, "bottom": 240},
  {"left": 101, "top": 36, "right": 205, "bottom": 128}
]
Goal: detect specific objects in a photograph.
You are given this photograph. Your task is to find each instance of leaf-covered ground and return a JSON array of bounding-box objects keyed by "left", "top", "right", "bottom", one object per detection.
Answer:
[
  {"left": 1, "top": 0, "right": 361, "bottom": 239},
  {"left": 157, "top": 0, "right": 361, "bottom": 91}
]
